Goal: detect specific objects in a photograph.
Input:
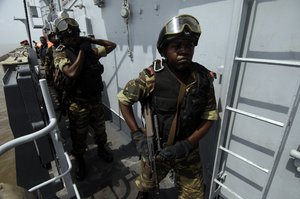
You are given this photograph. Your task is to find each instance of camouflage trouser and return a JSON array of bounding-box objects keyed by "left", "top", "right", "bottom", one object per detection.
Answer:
[
  {"left": 44, "top": 64, "right": 53, "bottom": 84},
  {"left": 68, "top": 101, "right": 107, "bottom": 156},
  {"left": 0, "top": 183, "right": 41, "bottom": 199},
  {"left": 135, "top": 149, "right": 204, "bottom": 199}
]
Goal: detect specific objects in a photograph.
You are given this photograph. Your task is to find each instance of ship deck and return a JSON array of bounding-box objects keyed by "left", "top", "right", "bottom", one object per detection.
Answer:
[
  {"left": 0, "top": 64, "right": 177, "bottom": 199},
  {"left": 50, "top": 85, "right": 177, "bottom": 198}
]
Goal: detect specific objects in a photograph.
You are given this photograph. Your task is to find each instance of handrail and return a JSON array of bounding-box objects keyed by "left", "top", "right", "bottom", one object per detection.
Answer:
[
  {"left": 235, "top": 56, "right": 300, "bottom": 67},
  {"left": 29, "top": 152, "right": 71, "bottom": 192},
  {"left": 0, "top": 78, "right": 58, "bottom": 155},
  {"left": 0, "top": 79, "right": 80, "bottom": 198},
  {"left": 0, "top": 118, "right": 57, "bottom": 155}
]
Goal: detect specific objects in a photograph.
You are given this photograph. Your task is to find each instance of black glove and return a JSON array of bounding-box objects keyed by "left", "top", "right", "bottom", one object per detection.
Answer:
[
  {"left": 158, "top": 140, "right": 194, "bottom": 161},
  {"left": 80, "top": 41, "right": 93, "bottom": 55},
  {"left": 131, "top": 129, "right": 148, "bottom": 155}
]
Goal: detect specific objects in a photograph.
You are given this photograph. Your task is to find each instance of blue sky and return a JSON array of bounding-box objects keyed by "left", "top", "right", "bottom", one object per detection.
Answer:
[{"left": 0, "top": 0, "right": 41, "bottom": 55}]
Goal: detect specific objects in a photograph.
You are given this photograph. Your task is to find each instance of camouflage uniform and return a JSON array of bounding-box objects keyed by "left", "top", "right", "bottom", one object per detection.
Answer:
[
  {"left": 118, "top": 64, "right": 218, "bottom": 199},
  {"left": 0, "top": 183, "right": 40, "bottom": 199},
  {"left": 54, "top": 45, "right": 108, "bottom": 156},
  {"left": 39, "top": 43, "right": 48, "bottom": 66},
  {"left": 44, "top": 45, "right": 56, "bottom": 85}
]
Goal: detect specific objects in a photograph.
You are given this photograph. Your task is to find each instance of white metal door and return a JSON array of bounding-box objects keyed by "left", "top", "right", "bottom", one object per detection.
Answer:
[{"left": 209, "top": 0, "right": 300, "bottom": 199}]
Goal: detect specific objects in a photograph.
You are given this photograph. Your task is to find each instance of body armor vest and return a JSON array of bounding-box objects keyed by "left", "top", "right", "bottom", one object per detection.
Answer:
[
  {"left": 65, "top": 45, "right": 104, "bottom": 102},
  {"left": 150, "top": 61, "right": 211, "bottom": 143}
]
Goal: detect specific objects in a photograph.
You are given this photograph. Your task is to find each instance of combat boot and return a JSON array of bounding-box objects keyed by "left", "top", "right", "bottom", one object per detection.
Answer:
[
  {"left": 136, "top": 191, "right": 149, "bottom": 199},
  {"left": 75, "top": 155, "right": 86, "bottom": 181},
  {"left": 97, "top": 145, "right": 113, "bottom": 163}
]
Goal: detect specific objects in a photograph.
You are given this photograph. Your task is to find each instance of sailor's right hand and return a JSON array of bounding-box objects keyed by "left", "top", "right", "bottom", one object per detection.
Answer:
[
  {"left": 131, "top": 128, "right": 148, "bottom": 155},
  {"left": 156, "top": 140, "right": 194, "bottom": 162}
]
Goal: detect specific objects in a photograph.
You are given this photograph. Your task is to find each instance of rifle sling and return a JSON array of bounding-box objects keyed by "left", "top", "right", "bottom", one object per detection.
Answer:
[{"left": 166, "top": 82, "right": 186, "bottom": 146}]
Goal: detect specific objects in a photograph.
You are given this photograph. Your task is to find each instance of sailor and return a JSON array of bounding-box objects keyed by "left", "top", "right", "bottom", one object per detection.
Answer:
[
  {"left": 44, "top": 26, "right": 60, "bottom": 86},
  {"left": 20, "top": 39, "right": 29, "bottom": 47},
  {"left": 118, "top": 14, "right": 218, "bottom": 199},
  {"left": 53, "top": 17, "right": 116, "bottom": 181},
  {"left": 38, "top": 36, "right": 48, "bottom": 66}
]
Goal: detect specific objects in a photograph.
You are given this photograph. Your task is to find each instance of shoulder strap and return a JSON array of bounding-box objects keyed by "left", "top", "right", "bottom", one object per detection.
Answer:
[
  {"left": 166, "top": 82, "right": 186, "bottom": 146},
  {"left": 153, "top": 59, "right": 164, "bottom": 72}
]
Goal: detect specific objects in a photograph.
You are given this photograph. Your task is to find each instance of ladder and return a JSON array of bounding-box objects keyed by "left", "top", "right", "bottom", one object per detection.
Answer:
[{"left": 208, "top": 1, "right": 300, "bottom": 198}]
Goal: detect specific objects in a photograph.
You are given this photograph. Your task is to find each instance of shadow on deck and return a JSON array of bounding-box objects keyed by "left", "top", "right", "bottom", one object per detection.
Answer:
[{"left": 50, "top": 87, "right": 177, "bottom": 199}]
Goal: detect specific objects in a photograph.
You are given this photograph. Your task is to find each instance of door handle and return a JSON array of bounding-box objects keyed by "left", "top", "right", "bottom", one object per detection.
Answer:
[{"left": 290, "top": 146, "right": 300, "bottom": 172}]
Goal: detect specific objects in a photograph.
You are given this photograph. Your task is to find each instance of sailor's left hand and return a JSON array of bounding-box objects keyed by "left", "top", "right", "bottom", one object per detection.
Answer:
[
  {"left": 131, "top": 128, "right": 148, "bottom": 156},
  {"left": 157, "top": 140, "right": 194, "bottom": 161}
]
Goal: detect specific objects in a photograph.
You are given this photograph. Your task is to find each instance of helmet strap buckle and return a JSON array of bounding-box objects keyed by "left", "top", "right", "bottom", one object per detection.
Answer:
[{"left": 153, "top": 59, "right": 164, "bottom": 72}]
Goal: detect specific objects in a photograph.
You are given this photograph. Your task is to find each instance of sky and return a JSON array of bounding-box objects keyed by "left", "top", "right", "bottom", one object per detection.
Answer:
[{"left": 0, "top": 0, "right": 42, "bottom": 56}]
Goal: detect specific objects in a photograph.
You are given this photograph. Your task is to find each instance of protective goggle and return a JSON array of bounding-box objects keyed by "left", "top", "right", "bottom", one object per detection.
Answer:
[
  {"left": 56, "top": 18, "right": 79, "bottom": 32},
  {"left": 164, "top": 14, "right": 201, "bottom": 35}
]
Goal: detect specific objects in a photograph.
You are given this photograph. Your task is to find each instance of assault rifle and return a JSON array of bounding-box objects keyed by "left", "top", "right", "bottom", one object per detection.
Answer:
[{"left": 143, "top": 103, "right": 161, "bottom": 196}]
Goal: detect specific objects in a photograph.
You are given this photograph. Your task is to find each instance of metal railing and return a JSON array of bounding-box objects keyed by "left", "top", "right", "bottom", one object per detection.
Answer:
[
  {"left": 0, "top": 79, "right": 80, "bottom": 198},
  {"left": 0, "top": 118, "right": 56, "bottom": 155},
  {"left": 235, "top": 57, "right": 300, "bottom": 67}
]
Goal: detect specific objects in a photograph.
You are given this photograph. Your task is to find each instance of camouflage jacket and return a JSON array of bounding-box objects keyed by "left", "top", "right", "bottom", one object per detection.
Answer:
[{"left": 117, "top": 61, "right": 218, "bottom": 121}]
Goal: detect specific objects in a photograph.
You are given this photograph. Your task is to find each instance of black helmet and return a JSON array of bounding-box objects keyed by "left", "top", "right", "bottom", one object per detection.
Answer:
[
  {"left": 43, "top": 24, "right": 56, "bottom": 41},
  {"left": 55, "top": 17, "right": 80, "bottom": 41},
  {"left": 157, "top": 14, "right": 201, "bottom": 57}
]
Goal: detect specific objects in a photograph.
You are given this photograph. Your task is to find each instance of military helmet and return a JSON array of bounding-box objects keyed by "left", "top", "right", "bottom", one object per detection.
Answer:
[
  {"left": 55, "top": 17, "right": 80, "bottom": 40},
  {"left": 43, "top": 23, "right": 56, "bottom": 40},
  {"left": 157, "top": 14, "right": 201, "bottom": 57}
]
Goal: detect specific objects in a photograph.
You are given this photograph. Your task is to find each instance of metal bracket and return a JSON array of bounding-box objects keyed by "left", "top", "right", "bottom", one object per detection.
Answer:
[
  {"left": 290, "top": 145, "right": 300, "bottom": 172},
  {"left": 214, "top": 171, "right": 227, "bottom": 194}
]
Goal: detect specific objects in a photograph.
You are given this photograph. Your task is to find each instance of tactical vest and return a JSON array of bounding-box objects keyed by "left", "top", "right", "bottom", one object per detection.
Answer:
[
  {"left": 149, "top": 61, "right": 211, "bottom": 143},
  {"left": 65, "top": 46, "right": 104, "bottom": 103}
]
